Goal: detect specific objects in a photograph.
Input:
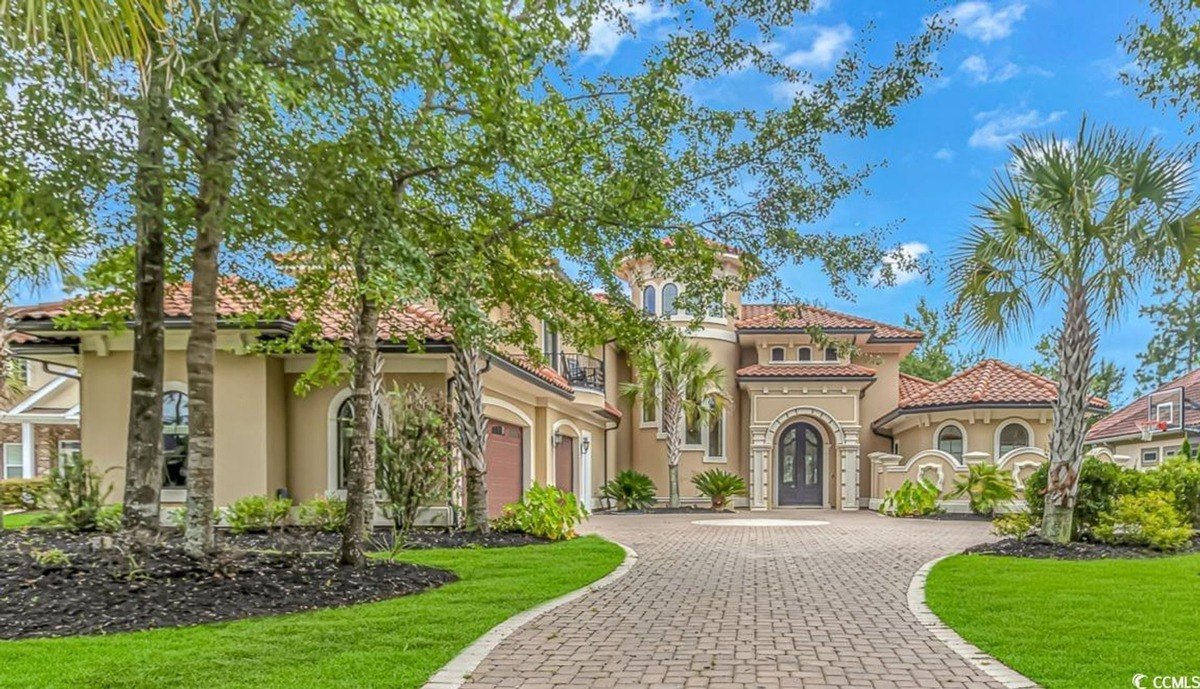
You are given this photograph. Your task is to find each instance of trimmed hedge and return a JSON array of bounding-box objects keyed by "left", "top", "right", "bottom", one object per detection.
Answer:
[{"left": 0, "top": 478, "right": 47, "bottom": 509}]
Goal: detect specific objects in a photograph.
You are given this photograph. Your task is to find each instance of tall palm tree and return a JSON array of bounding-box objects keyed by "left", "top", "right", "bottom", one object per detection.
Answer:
[
  {"left": 951, "top": 120, "right": 1200, "bottom": 543},
  {"left": 2, "top": 0, "right": 164, "bottom": 75},
  {"left": 621, "top": 334, "right": 726, "bottom": 508}
]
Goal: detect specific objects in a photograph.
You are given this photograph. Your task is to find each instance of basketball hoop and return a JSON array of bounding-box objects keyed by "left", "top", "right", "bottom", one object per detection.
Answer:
[{"left": 1136, "top": 419, "right": 1168, "bottom": 442}]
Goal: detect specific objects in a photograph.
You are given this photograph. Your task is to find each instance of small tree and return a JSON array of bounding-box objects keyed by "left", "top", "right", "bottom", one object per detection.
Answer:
[
  {"left": 376, "top": 385, "right": 455, "bottom": 544},
  {"left": 899, "top": 297, "right": 983, "bottom": 382},
  {"left": 44, "top": 455, "right": 112, "bottom": 532},
  {"left": 621, "top": 334, "right": 726, "bottom": 508}
]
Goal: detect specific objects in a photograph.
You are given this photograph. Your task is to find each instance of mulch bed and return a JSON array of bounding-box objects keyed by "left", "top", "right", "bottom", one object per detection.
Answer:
[
  {"left": 221, "top": 527, "right": 546, "bottom": 551},
  {"left": 909, "top": 512, "right": 991, "bottom": 522},
  {"left": 965, "top": 535, "right": 1200, "bottom": 560},
  {"left": 0, "top": 530, "right": 457, "bottom": 640},
  {"left": 602, "top": 506, "right": 724, "bottom": 515}
]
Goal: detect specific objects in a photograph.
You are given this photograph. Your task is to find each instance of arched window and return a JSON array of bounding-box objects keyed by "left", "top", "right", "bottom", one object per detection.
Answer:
[
  {"left": 824, "top": 346, "right": 838, "bottom": 361},
  {"left": 661, "top": 283, "right": 679, "bottom": 317},
  {"left": 770, "top": 347, "right": 785, "bottom": 362},
  {"left": 336, "top": 398, "right": 355, "bottom": 489},
  {"left": 797, "top": 347, "right": 811, "bottom": 361},
  {"left": 937, "top": 424, "right": 964, "bottom": 461},
  {"left": 997, "top": 422, "right": 1030, "bottom": 456},
  {"left": 642, "top": 285, "right": 657, "bottom": 315},
  {"left": 162, "top": 391, "right": 189, "bottom": 487}
]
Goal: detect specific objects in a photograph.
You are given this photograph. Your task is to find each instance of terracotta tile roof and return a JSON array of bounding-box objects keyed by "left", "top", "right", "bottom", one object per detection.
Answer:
[
  {"left": 501, "top": 353, "right": 573, "bottom": 393},
  {"left": 894, "top": 359, "right": 1107, "bottom": 411},
  {"left": 735, "top": 363, "right": 877, "bottom": 379},
  {"left": 1086, "top": 368, "right": 1200, "bottom": 442},
  {"left": 899, "top": 373, "right": 936, "bottom": 404},
  {"left": 736, "top": 304, "right": 922, "bottom": 341},
  {"left": 603, "top": 401, "right": 623, "bottom": 418}
]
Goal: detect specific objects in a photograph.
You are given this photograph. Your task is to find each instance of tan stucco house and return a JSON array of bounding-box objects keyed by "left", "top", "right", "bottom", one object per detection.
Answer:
[
  {"left": 7, "top": 250, "right": 1098, "bottom": 514},
  {"left": 1085, "top": 368, "right": 1200, "bottom": 468}
]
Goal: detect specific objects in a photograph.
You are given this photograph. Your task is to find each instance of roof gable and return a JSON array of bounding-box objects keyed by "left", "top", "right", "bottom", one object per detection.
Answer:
[{"left": 736, "top": 303, "right": 922, "bottom": 341}]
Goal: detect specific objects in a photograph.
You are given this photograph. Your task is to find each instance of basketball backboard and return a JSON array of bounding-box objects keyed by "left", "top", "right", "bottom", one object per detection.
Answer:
[{"left": 1147, "top": 386, "right": 1186, "bottom": 433}]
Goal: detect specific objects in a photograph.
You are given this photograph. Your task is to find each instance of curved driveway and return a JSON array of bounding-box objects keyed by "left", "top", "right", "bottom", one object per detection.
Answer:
[{"left": 461, "top": 510, "right": 1004, "bottom": 689}]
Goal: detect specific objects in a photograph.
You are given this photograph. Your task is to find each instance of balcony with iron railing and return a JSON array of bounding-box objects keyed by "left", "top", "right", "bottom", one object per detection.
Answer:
[{"left": 546, "top": 351, "right": 606, "bottom": 392}]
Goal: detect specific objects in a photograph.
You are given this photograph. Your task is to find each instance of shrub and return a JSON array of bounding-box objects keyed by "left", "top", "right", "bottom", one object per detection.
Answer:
[
  {"left": 30, "top": 547, "right": 71, "bottom": 568},
  {"left": 691, "top": 469, "right": 746, "bottom": 510},
  {"left": 95, "top": 504, "right": 123, "bottom": 533},
  {"left": 0, "top": 478, "right": 47, "bottom": 509},
  {"left": 44, "top": 455, "right": 111, "bottom": 531},
  {"left": 880, "top": 478, "right": 942, "bottom": 517},
  {"left": 222, "top": 495, "right": 293, "bottom": 534},
  {"left": 165, "top": 507, "right": 188, "bottom": 529},
  {"left": 600, "top": 470, "right": 657, "bottom": 511},
  {"left": 950, "top": 463, "right": 1016, "bottom": 516},
  {"left": 992, "top": 512, "right": 1036, "bottom": 540},
  {"left": 1094, "top": 491, "right": 1195, "bottom": 552},
  {"left": 491, "top": 483, "right": 587, "bottom": 541},
  {"left": 298, "top": 493, "right": 348, "bottom": 533},
  {"left": 1025, "top": 458, "right": 1144, "bottom": 538},
  {"left": 1142, "top": 458, "right": 1200, "bottom": 528},
  {"left": 376, "top": 385, "right": 455, "bottom": 539}
]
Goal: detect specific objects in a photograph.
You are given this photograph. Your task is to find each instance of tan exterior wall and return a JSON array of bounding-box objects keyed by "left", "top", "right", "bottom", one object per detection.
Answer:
[{"left": 1090, "top": 431, "right": 1190, "bottom": 470}]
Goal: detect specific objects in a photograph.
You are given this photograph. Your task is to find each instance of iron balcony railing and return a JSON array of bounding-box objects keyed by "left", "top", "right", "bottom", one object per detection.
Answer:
[{"left": 548, "top": 351, "right": 605, "bottom": 392}]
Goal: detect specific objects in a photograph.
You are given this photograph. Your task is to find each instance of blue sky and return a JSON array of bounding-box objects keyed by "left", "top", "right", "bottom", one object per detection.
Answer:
[{"left": 580, "top": 0, "right": 1184, "bottom": 400}]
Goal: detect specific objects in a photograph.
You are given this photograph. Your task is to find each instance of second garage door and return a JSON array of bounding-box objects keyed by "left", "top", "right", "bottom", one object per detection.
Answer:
[{"left": 485, "top": 420, "right": 523, "bottom": 517}]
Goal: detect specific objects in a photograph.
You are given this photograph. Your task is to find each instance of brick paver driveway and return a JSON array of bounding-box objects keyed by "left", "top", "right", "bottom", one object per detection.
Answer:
[{"left": 461, "top": 510, "right": 1003, "bottom": 689}]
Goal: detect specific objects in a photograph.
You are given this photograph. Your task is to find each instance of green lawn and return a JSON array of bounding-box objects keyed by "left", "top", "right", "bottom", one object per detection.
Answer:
[
  {"left": 1, "top": 510, "right": 51, "bottom": 528},
  {"left": 0, "top": 536, "right": 625, "bottom": 689},
  {"left": 927, "top": 553, "right": 1200, "bottom": 689}
]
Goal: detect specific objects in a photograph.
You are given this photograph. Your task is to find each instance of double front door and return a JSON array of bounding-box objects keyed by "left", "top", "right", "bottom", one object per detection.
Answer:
[{"left": 777, "top": 422, "right": 823, "bottom": 506}]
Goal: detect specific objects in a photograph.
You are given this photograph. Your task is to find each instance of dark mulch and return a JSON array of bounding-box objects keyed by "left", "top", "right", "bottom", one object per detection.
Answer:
[
  {"left": 910, "top": 512, "right": 991, "bottom": 522},
  {"left": 0, "top": 530, "right": 457, "bottom": 640},
  {"left": 965, "top": 535, "right": 1200, "bottom": 560},
  {"left": 602, "top": 505, "right": 724, "bottom": 515},
  {"left": 219, "top": 527, "right": 546, "bottom": 552}
]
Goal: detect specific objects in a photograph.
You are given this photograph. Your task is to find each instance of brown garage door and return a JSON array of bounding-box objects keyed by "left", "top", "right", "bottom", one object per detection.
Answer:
[
  {"left": 485, "top": 419, "right": 523, "bottom": 518},
  {"left": 555, "top": 436, "right": 574, "bottom": 494}
]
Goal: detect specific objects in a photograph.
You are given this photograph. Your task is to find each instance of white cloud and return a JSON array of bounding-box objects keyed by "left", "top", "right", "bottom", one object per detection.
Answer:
[
  {"left": 782, "top": 24, "right": 853, "bottom": 70},
  {"left": 968, "top": 107, "right": 1065, "bottom": 150},
  {"left": 874, "top": 242, "right": 930, "bottom": 287},
  {"left": 934, "top": 148, "right": 955, "bottom": 161},
  {"left": 583, "top": 1, "right": 673, "bottom": 59},
  {"left": 940, "top": 2, "right": 1027, "bottom": 43},
  {"left": 770, "top": 80, "right": 816, "bottom": 103},
  {"left": 958, "top": 54, "right": 1020, "bottom": 84}
]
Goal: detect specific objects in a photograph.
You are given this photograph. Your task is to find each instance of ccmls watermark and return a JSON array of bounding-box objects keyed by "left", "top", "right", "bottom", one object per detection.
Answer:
[{"left": 1132, "top": 674, "right": 1200, "bottom": 688}]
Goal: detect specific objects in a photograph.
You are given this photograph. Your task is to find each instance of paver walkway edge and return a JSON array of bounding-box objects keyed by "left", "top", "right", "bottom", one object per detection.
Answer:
[
  {"left": 907, "top": 556, "right": 1041, "bottom": 689},
  {"left": 423, "top": 540, "right": 639, "bottom": 689}
]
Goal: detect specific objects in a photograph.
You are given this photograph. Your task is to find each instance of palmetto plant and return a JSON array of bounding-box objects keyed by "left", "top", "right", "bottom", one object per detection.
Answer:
[
  {"left": 621, "top": 334, "right": 726, "bottom": 508},
  {"left": 691, "top": 469, "right": 746, "bottom": 511},
  {"left": 951, "top": 120, "right": 1200, "bottom": 543},
  {"left": 950, "top": 463, "right": 1016, "bottom": 517},
  {"left": 600, "top": 470, "right": 657, "bottom": 511}
]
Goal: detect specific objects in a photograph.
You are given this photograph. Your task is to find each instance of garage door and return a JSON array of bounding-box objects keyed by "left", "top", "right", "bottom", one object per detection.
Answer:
[
  {"left": 485, "top": 419, "right": 523, "bottom": 518},
  {"left": 555, "top": 436, "right": 574, "bottom": 494}
]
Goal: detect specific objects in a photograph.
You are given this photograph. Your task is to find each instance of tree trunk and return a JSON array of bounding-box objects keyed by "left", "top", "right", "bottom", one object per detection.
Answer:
[
  {"left": 184, "top": 68, "right": 242, "bottom": 559},
  {"left": 454, "top": 346, "right": 489, "bottom": 531},
  {"left": 339, "top": 286, "right": 380, "bottom": 567},
  {"left": 1042, "top": 282, "right": 1098, "bottom": 544},
  {"left": 663, "top": 389, "right": 683, "bottom": 508},
  {"left": 122, "top": 45, "right": 170, "bottom": 538}
]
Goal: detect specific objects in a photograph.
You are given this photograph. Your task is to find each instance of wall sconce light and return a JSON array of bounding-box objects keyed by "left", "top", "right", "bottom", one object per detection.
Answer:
[
  {"left": 553, "top": 432, "right": 564, "bottom": 446},
  {"left": 580, "top": 437, "right": 591, "bottom": 455}
]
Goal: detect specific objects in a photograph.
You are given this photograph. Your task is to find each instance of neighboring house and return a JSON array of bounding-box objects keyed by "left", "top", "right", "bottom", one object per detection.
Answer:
[
  {"left": 1085, "top": 368, "right": 1200, "bottom": 469},
  {"left": 8, "top": 250, "right": 1103, "bottom": 513},
  {"left": 0, "top": 341, "right": 81, "bottom": 480}
]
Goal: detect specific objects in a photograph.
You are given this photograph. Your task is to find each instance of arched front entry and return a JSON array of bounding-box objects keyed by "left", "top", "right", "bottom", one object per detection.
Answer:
[{"left": 777, "top": 421, "right": 823, "bottom": 506}]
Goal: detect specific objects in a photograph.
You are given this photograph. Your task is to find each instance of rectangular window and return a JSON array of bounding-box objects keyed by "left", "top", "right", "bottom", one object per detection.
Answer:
[
  {"left": 685, "top": 415, "right": 702, "bottom": 446},
  {"left": 706, "top": 412, "right": 724, "bottom": 459},
  {"left": 58, "top": 440, "right": 81, "bottom": 470},
  {"left": 1164, "top": 446, "right": 1181, "bottom": 459},
  {"left": 641, "top": 398, "right": 658, "bottom": 425},
  {"left": 3, "top": 443, "right": 23, "bottom": 479},
  {"left": 1142, "top": 449, "right": 1160, "bottom": 466}
]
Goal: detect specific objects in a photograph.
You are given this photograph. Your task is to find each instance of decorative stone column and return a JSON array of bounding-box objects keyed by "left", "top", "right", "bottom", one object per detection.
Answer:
[
  {"left": 840, "top": 425, "right": 861, "bottom": 510},
  {"left": 749, "top": 428, "right": 768, "bottom": 510}
]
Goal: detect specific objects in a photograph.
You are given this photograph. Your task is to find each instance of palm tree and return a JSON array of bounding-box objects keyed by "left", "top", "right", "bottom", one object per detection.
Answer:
[
  {"left": 951, "top": 120, "right": 1200, "bottom": 543},
  {"left": 621, "top": 334, "right": 726, "bottom": 508},
  {"left": 1, "top": 0, "right": 164, "bottom": 76}
]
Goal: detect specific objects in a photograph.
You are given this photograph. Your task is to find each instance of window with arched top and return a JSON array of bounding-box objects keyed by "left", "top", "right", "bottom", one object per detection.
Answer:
[
  {"left": 770, "top": 347, "right": 785, "bottom": 362},
  {"left": 661, "top": 283, "right": 679, "bottom": 317},
  {"left": 336, "top": 398, "right": 355, "bottom": 489},
  {"left": 937, "top": 424, "right": 964, "bottom": 461},
  {"left": 997, "top": 422, "right": 1030, "bottom": 456},
  {"left": 162, "top": 390, "right": 189, "bottom": 487},
  {"left": 642, "top": 285, "right": 657, "bottom": 315},
  {"left": 824, "top": 346, "right": 838, "bottom": 361},
  {"left": 797, "top": 347, "right": 811, "bottom": 361}
]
